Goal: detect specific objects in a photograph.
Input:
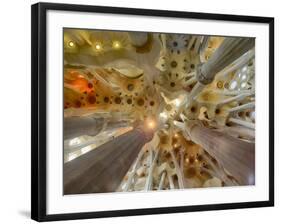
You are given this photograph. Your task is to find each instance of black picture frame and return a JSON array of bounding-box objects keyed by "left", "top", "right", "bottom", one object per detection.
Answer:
[{"left": 31, "top": 2, "right": 274, "bottom": 222}]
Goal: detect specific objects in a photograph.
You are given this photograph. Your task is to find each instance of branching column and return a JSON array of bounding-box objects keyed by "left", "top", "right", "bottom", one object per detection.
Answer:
[
  {"left": 186, "top": 38, "right": 255, "bottom": 107},
  {"left": 64, "top": 127, "right": 153, "bottom": 194},
  {"left": 197, "top": 37, "right": 255, "bottom": 85},
  {"left": 64, "top": 116, "right": 129, "bottom": 140},
  {"left": 185, "top": 122, "right": 255, "bottom": 185}
]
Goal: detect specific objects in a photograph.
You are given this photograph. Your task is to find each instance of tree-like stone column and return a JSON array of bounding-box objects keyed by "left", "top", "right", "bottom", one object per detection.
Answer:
[
  {"left": 64, "top": 116, "right": 129, "bottom": 140},
  {"left": 184, "top": 122, "right": 255, "bottom": 185},
  {"left": 197, "top": 37, "right": 255, "bottom": 85},
  {"left": 64, "top": 127, "right": 153, "bottom": 194}
]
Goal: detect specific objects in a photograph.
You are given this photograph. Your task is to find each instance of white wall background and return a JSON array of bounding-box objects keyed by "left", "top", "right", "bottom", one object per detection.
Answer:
[{"left": 0, "top": 0, "right": 279, "bottom": 223}]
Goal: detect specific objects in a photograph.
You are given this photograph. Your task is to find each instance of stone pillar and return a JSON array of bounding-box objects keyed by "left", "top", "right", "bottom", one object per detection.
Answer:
[
  {"left": 196, "top": 37, "right": 255, "bottom": 85},
  {"left": 64, "top": 116, "right": 128, "bottom": 140},
  {"left": 185, "top": 122, "right": 255, "bottom": 185},
  {"left": 64, "top": 127, "right": 153, "bottom": 194}
]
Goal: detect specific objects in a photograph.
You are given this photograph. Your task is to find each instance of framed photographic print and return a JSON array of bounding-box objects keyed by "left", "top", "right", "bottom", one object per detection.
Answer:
[{"left": 31, "top": 2, "right": 274, "bottom": 222}]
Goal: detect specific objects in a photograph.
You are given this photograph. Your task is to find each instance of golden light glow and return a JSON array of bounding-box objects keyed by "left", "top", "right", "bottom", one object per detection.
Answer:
[
  {"left": 145, "top": 118, "right": 157, "bottom": 130},
  {"left": 68, "top": 41, "right": 75, "bottom": 47},
  {"left": 62, "top": 30, "right": 256, "bottom": 192},
  {"left": 147, "top": 121, "right": 156, "bottom": 129},
  {"left": 112, "top": 40, "right": 121, "bottom": 49},
  {"left": 94, "top": 42, "right": 102, "bottom": 51}
]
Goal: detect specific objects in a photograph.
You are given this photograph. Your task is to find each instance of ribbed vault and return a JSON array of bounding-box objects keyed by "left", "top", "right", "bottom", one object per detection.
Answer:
[{"left": 63, "top": 29, "right": 255, "bottom": 194}]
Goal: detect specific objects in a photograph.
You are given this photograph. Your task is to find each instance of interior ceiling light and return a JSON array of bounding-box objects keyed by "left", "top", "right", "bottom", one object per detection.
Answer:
[
  {"left": 63, "top": 30, "right": 256, "bottom": 193},
  {"left": 68, "top": 41, "right": 75, "bottom": 47},
  {"left": 112, "top": 40, "right": 121, "bottom": 49},
  {"left": 146, "top": 119, "right": 157, "bottom": 130},
  {"left": 94, "top": 42, "right": 102, "bottom": 51}
]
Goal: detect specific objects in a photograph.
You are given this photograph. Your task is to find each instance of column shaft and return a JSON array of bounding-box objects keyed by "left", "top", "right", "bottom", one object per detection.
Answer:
[
  {"left": 64, "top": 116, "right": 128, "bottom": 140},
  {"left": 197, "top": 37, "right": 255, "bottom": 85},
  {"left": 64, "top": 127, "right": 153, "bottom": 194},
  {"left": 186, "top": 123, "right": 255, "bottom": 185}
]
